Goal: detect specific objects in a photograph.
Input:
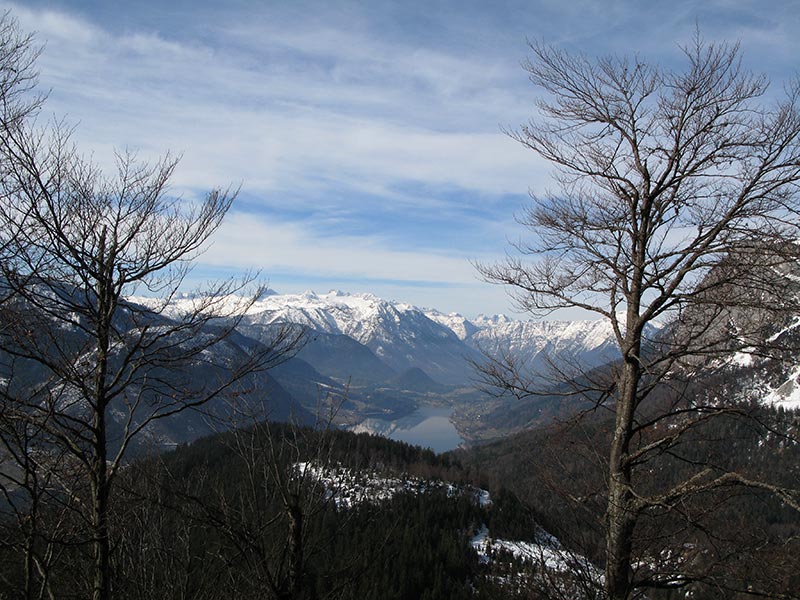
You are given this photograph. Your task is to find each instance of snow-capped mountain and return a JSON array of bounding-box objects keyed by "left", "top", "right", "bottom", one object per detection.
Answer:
[
  {"left": 26, "top": 285, "right": 800, "bottom": 450},
  {"left": 239, "top": 291, "right": 476, "bottom": 385},
  {"left": 237, "top": 291, "right": 623, "bottom": 386},
  {"left": 137, "top": 287, "right": 800, "bottom": 419},
  {"left": 244, "top": 291, "right": 458, "bottom": 352},
  {"left": 139, "top": 289, "right": 623, "bottom": 387},
  {"left": 423, "top": 310, "right": 480, "bottom": 341},
  {"left": 428, "top": 310, "right": 619, "bottom": 374}
]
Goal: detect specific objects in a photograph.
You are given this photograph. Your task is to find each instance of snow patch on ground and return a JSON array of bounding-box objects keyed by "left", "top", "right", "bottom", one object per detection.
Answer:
[
  {"left": 763, "top": 364, "right": 800, "bottom": 410},
  {"left": 295, "top": 461, "right": 491, "bottom": 509},
  {"left": 296, "top": 462, "right": 600, "bottom": 586},
  {"left": 767, "top": 316, "right": 800, "bottom": 343},
  {"left": 470, "top": 524, "right": 598, "bottom": 577},
  {"left": 730, "top": 348, "right": 755, "bottom": 367}
]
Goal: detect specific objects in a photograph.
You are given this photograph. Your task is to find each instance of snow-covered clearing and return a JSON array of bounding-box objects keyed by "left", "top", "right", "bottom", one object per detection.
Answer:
[{"left": 295, "top": 461, "right": 491, "bottom": 509}]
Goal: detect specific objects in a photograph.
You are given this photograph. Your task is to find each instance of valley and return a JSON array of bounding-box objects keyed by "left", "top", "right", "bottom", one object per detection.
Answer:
[
  {"left": 115, "top": 288, "right": 800, "bottom": 452},
  {"left": 214, "top": 289, "right": 627, "bottom": 446},
  {"left": 2, "top": 6, "right": 800, "bottom": 597},
  {"left": 4, "top": 288, "right": 800, "bottom": 600}
]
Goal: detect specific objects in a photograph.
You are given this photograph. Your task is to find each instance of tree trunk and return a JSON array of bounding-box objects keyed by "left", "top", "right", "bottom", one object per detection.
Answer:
[
  {"left": 605, "top": 464, "right": 636, "bottom": 599},
  {"left": 287, "top": 496, "right": 305, "bottom": 599},
  {"left": 92, "top": 231, "right": 112, "bottom": 600},
  {"left": 24, "top": 521, "right": 34, "bottom": 600},
  {"left": 91, "top": 472, "right": 110, "bottom": 600},
  {"left": 91, "top": 385, "right": 111, "bottom": 600},
  {"left": 604, "top": 354, "right": 640, "bottom": 600}
]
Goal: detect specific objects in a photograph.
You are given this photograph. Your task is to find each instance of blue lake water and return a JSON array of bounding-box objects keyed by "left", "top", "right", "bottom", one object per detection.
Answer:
[{"left": 364, "top": 405, "right": 464, "bottom": 453}]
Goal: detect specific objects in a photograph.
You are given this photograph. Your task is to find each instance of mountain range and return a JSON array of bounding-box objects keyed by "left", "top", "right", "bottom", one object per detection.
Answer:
[
  {"left": 122, "top": 288, "right": 800, "bottom": 446},
  {"left": 8, "top": 285, "right": 798, "bottom": 452},
  {"left": 237, "top": 290, "right": 621, "bottom": 385}
]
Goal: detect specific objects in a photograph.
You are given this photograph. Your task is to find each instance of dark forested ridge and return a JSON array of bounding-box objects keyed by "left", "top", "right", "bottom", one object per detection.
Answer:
[
  {"left": 0, "top": 423, "right": 562, "bottom": 599},
  {"left": 458, "top": 400, "right": 800, "bottom": 599},
  {"left": 3, "top": 389, "right": 800, "bottom": 599}
]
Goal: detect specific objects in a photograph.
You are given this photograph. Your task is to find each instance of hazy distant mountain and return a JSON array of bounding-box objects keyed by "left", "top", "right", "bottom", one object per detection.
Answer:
[
  {"left": 386, "top": 366, "right": 448, "bottom": 393},
  {"left": 295, "top": 331, "right": 397, "bottom": 383},
  {"left": 0, "top": 297, "right": 313, "bottom": 453}
]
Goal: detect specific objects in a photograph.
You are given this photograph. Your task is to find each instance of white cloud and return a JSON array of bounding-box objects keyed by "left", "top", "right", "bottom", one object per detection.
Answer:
[
  {"left": 205, "top": 211, "right": 483, "bottom": 284},
  {"left": 8, "top": 2, "right": 543, "bottom": 205},
  {"left": 193, "top": 211, "right": 518, "bottom": 316},
  {"left": 10, "top": 0, "right": 797, "bottom": 318}
]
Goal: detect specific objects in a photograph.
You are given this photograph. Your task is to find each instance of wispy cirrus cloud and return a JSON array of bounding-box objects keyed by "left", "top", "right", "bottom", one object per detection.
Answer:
[
  {"left": 12, "top": 3, "right": 538, "bottom": 197},
  {"left": 4, "top": 0, "right": 539, "bottom": 316},
  {"left": 4, "top": 0, "right": 800, "bottom": 315}
]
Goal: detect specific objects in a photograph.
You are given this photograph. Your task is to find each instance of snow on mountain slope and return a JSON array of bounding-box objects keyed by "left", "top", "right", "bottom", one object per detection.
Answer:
[
  {"left": 472, "top": 315, "right": 614, "bottom": 349},
  {"left": 298, "top": 460, "right": 597, "bottom": 590},
  {"left": 470, "top": 524, "right": 598, "bottom": 577},
  {"left": 111, "top": 288, "right": 800, "bottom": 430},
  {"left": 130, "top": 290, "right": 623, "bottom": 386},
  {"left": 249, "top": 292, "right": 623, "bottom": 384},
  {"left": 763, "top": 368, "right": 800, "bottom": 410},
  {"left": 427, "top": 309, "right": 619, "bottom": 373},
  {"left": 727, "top": 318, "right": 800, "bottom": 411},
  {"left": 240, "top": 291, "right": 477, "bottom": 385},
  {"left": 424, "top": 309, "right": 479, "bottom": 341},
  {"left": 296, "top": 460, "right": 490, "bottom": 509},
  {"left": 472, "top": 316, "right": 618, "bottom": 371},
  {"left": 242, "top": 290, "right": 452, "bottom": 345}
]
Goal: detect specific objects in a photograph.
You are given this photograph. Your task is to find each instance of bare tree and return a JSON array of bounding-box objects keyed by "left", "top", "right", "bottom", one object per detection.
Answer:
[
  {"left": 0, "top": 10, "right": 42, "bottom": 133},
  {"left": 175, "top": 399, "right": 353, "bottom": 600},
  {"left": 0, "top": 13, "right": 62, "bottom": 600},
  {"left": 0, "top": 19, "right": 303, "bottom": 600},
  {"left": 479, "top": 34, "right": 800, "bottom": 599},
  {"left": 0, "top": 408, "right": 80, "bottom": 600}
]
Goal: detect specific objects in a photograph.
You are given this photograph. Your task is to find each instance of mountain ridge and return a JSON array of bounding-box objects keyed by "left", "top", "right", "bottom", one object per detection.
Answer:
[
  {"left": 145, "top": 289, "right": 623, "bottom": 386},
  {"left": 125, "top": 288, "right": 800, "bottom": 445}
]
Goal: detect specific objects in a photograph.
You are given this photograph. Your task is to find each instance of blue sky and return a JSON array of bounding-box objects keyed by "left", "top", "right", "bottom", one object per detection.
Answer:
[{"left": 3, "top": 0, "right": 799, "bottom": 317}]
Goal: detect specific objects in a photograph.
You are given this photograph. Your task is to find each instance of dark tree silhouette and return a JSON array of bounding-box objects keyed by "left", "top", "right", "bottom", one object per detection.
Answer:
[
  {"left": 479, "top": 34, "right": 800, "bottom": 599},
  {"left": 0, "top": 12, "right": 302, "bottom": 600}
]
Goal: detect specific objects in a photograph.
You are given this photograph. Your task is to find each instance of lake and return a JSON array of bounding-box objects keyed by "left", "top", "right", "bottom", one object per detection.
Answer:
[{"left": 353, "top": 405, "right": 464, "bottom": 453}]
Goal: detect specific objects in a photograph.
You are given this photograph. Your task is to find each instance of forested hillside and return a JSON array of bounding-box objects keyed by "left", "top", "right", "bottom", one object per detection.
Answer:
[
  {"left": 459, "top": 401, "right": 800, "bottom": 598},
  {"left": 0, "top": 423, "right": 579, "bottom": 599}
]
